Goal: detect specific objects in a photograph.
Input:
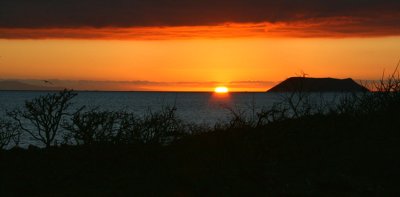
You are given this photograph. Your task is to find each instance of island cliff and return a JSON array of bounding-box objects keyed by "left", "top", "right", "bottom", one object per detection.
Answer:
[{"left": 267, "top": 77, "right": 369, "bottom": 92}]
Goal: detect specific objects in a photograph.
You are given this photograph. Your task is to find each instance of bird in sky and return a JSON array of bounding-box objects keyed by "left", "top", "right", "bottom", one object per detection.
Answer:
[{"left": 43, "top": 80, "right": 53, "bottom": 85}]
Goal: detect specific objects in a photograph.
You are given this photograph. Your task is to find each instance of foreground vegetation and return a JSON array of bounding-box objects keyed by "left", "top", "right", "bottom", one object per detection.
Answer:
[{"left": 0, "top": 68, "right": 399, "bottom": 196}]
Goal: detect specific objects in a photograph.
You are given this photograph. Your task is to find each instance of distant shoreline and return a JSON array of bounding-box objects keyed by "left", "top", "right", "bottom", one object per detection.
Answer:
[{"left": 0, "top": 90, "right": 268, "bottom": 93}]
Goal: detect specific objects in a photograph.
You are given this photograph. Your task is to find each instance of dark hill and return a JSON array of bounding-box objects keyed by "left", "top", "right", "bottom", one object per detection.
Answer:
[
  {"left": 267, "top": 77, "right": 369, "bottom": 92},
  {"left": 0, "top": 80, "right": 61, "bottom": 90}
]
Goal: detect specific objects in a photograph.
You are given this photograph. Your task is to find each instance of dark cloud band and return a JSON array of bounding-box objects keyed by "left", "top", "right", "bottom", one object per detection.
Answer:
[
  {"left": 0, "top": 0, "right": 399, "bottom": 38},
  {"left": 1, "top": 0, "right": 399, "bottom": 28}
]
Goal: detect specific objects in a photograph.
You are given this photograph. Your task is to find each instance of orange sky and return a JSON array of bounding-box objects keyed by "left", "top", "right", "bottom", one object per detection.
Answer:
[
  {"left": 1, "top": 24, "right": 400, "bottom": 91},
  {"left": 2, "top": 0, "right": 400, "bottom": 91}
]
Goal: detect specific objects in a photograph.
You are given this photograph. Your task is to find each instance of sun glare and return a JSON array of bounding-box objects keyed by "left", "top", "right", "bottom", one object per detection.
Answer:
[{"left": 214, "top": 86, "right": 229, "bottom": 93}]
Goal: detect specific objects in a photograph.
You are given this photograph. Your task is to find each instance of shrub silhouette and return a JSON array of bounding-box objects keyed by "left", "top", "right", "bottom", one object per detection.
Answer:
[
  {"left": 8, "top": 89, "right": 77, "bottom": 148},
  {"left": 109, "top": 106, "right": 184, "bottom": 145},
  {"left": 63, "top": 106, "right": 184, "bottom": 145},
  {"left": 137, "top": 106, "right": 184, "bottom": 144},
  {"left": 63, "top": 109, "right": 121, "bottom": 145},
  {"left": 0, "top": 119, "right": 19, "bottom": 150},
  {"left": 335, "top": 61, "right": 400, "bottom": 117}
]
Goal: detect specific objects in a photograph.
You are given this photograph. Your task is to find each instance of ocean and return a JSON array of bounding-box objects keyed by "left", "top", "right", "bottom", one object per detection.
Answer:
[
  {"left": 0, "top": 91, "right": 341, "bottom": 147},
  {"left": 0, "top": 91, "right": 284, "bottom": 124}
]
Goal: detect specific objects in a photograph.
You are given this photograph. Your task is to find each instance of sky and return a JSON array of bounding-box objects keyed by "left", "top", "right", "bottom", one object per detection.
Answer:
[{"left": 1, "top": 0, "right": 400, "bottom": 91}]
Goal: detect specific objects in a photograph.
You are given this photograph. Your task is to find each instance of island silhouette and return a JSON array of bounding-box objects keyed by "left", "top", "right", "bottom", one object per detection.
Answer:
[{"left": 267, "top": 77, "right": 369, "bottom": 92}]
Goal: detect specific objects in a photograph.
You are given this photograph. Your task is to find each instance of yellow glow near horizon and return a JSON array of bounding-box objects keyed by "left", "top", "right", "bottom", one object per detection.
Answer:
[
  {"left": 215, "top": 86, "right": 229, "bottom": 93},
  {"left": 1, "top": 36, "right": 400, "bottom": 91}
]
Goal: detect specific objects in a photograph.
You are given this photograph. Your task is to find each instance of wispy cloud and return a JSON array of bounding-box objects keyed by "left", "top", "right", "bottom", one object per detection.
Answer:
[
  {"left": 17, "top": 79, "right": 277, "bottom": 91},
  {"left": 1, "top": 19, "right": 399, "bottom": 39}
]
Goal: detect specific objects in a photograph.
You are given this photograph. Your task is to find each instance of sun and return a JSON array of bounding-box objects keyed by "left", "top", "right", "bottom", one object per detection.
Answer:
[{"left": 214, "top": 86, "right": 229, "bottom": 93}]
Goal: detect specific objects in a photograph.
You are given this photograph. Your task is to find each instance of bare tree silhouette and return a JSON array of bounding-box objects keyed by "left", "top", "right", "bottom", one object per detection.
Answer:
[{"left": 8, "top": 89, "right": 77, "bottom": 148}]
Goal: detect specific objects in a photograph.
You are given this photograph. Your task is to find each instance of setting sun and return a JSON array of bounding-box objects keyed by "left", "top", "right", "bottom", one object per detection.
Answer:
[{"left": 214, "top": 86, "right": 229, "bottom": 93}]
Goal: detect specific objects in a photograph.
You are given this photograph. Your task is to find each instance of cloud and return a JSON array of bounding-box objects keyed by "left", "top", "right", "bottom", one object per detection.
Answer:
[
  {"left": 1, "top": 0, "right": 399, "bottom": 38},
  {"left": 19, "top": 79, "right": 276, "bottom": 91},
  {"left": 1, "top": 20, "right": 399, "bottom": 39},
  {"left": 0, "top": 24, "right": 270, "bottom": 39}
]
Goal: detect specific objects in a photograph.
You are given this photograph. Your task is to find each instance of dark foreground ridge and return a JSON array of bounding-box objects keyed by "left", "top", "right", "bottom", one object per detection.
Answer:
[
  {"left": 267, "top": 77, "right": 369, "bottom": 92},
  {"left": 1, "top": 111, "right": 399, "bottom": 196}
]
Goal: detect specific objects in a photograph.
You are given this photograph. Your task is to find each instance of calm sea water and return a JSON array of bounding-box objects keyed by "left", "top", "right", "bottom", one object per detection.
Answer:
[
  {"left": 0, "top": 91, "right": 341, "bottom": 147},
  {"left": 0, "top": 91, "right": 282, "bottom": 124}
]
